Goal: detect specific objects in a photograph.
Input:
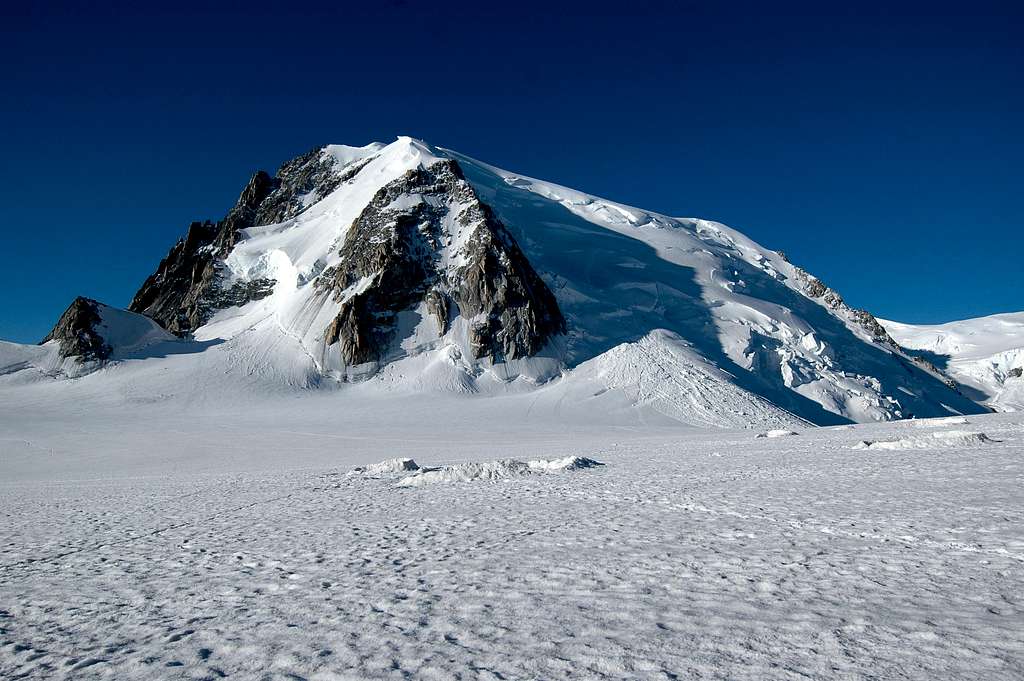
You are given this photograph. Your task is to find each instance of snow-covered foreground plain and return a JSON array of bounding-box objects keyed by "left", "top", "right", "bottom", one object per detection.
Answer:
[{"left": 2, "top": 413, "right": 1023, "bottom": 679}]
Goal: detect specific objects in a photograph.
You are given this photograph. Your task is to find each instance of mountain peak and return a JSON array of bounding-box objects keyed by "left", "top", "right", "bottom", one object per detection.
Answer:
[{"left": 16, "top": 139, "right": 989, "bottom": 425}]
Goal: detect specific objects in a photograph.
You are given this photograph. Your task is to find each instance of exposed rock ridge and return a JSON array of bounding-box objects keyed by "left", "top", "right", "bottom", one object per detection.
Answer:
[
  {"left": 248, "top": 148, "right": 369, "bottom": 227},
  {"left": 793, "top": 268, "right": 899, "bottom": 347},
  {"left": 41, "top": 296, "right": 111, "bottom": 361},
  {"left": 792, "top": 267, "right": 962, "bottom": 391},
  {"left": 320, "top": 159, "right": 564, "bottom": 367},
  {"left": 130, "top": 147, "right": 366, "bottom": 334}
]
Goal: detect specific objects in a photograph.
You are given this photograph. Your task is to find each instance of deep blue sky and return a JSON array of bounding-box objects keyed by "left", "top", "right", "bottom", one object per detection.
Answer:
[{"left": 2, "top": 1, "right": 1021, "bottom": 343}]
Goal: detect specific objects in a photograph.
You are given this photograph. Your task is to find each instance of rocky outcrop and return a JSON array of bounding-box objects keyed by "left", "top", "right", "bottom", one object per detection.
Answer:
[
  {"left": 319, "top": 159, "right": 564, "bottom": 367},
  {"left": 130, "top": 148, "right": 364, "bottom": 334},
  {"left": 129, "top": 220, "right": 220, "bottom": 334},
  {"left": 907, "top": 355, "right": 961, "bottom": 391},
  {"left": 41, "top": 297, "right": 111, "bottom": 361},
  {"left": 792, "top": 267, "right": 967, "bottom": 392},
  {"left": 849, "top": 309, "right": 895, "bottom": 346},
  {"left": 793, "top": 269, "right": 898, "bottom": 347},
  {"left": 246, "top": 148, "right": 365, "bottom": 227}
]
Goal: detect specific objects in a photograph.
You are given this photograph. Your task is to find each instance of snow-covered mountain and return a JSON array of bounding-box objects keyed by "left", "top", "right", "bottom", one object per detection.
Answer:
[
  {"left": 1, "top": 137, "right": 987, "bottom": 427},
  {"left": 881, "top": 313, "right": 1024, "bottom": 412}
]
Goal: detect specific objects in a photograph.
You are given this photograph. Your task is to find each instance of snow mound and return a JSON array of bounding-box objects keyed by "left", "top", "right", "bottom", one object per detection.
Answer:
[
  {"left": 397, "top": 456, "right": 604, "bottom": 487},
  {"left": 756, "top": 429, "right": 799, "bottom": 438},
  {"left": 526, "top": 455, "right": 605, "bottom": 472},
  {"left": 854, "top": 430, "right": 996, "bottom": 450},
  {"left": 349, "top": 458, "right": 420, "bottom": 476},
  {"left": 544, "top": 330, "right": 807, "bottom": 430},
  {"left": 911, "top": 416, "right": 970, "bottom": 428}
]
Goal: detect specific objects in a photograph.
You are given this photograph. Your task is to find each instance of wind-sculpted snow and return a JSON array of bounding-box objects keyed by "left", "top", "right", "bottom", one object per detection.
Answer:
[
  {"left": 348, "top": 457, "right": 420, "bottom": 476},
  {"left": 756, "top": 429, "right": 800, "bottom": 438},
  {"left": 2, "top": 413, "right": 1022, "bottom": 679},
  {"left": 854, "top": 430, "right": 997, "bottom": 450},
  {"left": 911, "top": 415, "right": 971, "bottom": 427},
  {"left": 524, "top": 455, "right": 605, "bottom": 472},
  {"left": 395, "top": 456, "right": 605, "bottom": 486}
]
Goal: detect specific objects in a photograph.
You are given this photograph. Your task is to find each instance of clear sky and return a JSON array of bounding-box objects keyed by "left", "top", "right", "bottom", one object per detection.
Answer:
[{"left": 1, "top": 1, "right": 1021, "bottom": 343}]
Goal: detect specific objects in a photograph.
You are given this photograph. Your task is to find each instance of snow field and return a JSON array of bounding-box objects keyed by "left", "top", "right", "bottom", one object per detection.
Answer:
[{"left": 2, "top": 412, "right": 1022, "bottom": 680}]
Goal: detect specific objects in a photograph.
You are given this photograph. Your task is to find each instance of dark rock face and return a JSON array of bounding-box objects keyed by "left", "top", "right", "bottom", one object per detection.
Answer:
[
  {"left": 424, "top": 290, "right": 451, "bottom": 336},
  {"left": 908, "top": 355, "right": 961, "bottom": 391},
  {"left": 849, "top": 309, "right": 894, "bottom": 346},
  {"left": 130, "top": 147, "right": 562, "bottom": 373},
  {"left": 41, "top": 297, "right": 111, "bottom": 361},
  {"left": 247, "top": 148, "right": 363, "bottom": 227},
  {"left": 130, "top": 148, "right": 360, "bottom": 334},
  {"left": 1009, "top": 367, "right": 1023, "bottom": 379},
  {"left": 320, "top": 159, "right": 564, "bottom": 367},
  {"left": 129, "top": 220, "right": 224, "bottom": 334},
  {"left": 323, "top": 290, "right": 380, "bottom": 366}
]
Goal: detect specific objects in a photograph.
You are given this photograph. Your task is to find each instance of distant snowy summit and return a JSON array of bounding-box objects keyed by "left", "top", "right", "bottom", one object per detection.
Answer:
[
  {"left": 6, "top": 136, "right": 997, "bottom": 426},
  {"left": 882, "top": 313, "right": 1024, "bottom": 412}
]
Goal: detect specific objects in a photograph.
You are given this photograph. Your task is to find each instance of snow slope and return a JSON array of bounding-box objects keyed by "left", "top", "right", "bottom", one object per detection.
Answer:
[
  {"left": 882, "top": 312, "right": 1024, "bottom": 411},
  {"left": 2, "top": 412, "right": 1022, "bottom": 679},
  {"left": 450, "top": 146, "right": 983, "bottom": 423},
  {"left": 92, "top": 303, "right": 177, "bottom": 357},
  {"left": 191, "top": 136, "right": 979, "bottom": 423}
]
